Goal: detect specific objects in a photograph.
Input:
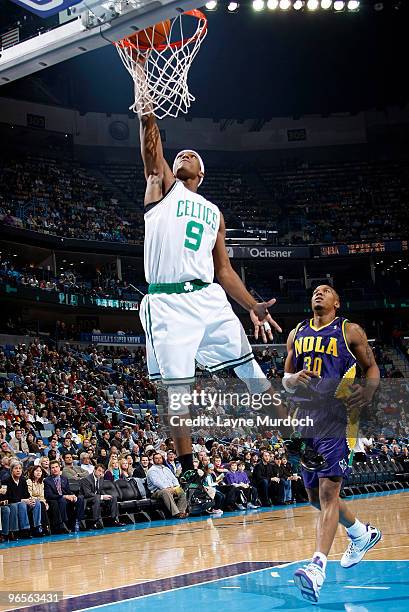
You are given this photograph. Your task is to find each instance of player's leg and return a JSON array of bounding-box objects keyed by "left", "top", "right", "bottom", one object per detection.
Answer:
[
  {"left": 166, "top": 383, "right": 195, "bottom": 471},
  {"left": 306, "top": 486, "right": 355, "bottom": 527},
  {"left": 142, "top": 292, "right": 204, "bottom": 472},
  {"left": 306, "top": 482, "right": 381, "bottom": 569},
  {"left": 294, "top": 475, "right": 341, "bottom": 603}
]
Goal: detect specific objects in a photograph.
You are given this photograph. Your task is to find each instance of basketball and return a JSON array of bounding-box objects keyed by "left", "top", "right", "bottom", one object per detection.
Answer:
[{"left": 133, "top": 19, "right": 171, "bottom": 50}]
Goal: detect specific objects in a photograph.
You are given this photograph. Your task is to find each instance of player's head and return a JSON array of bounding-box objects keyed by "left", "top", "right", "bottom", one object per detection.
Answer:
[
  {"left": 311, "top": 285, "right": 340, "bottom": 315},
  {"left": 173, "top": 150, "right": 204, "bottom": 187}
]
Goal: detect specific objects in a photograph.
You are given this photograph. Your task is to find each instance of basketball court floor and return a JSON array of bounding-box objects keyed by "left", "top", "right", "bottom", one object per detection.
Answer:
[{"left": 2, "top": 489, "right": 408, "bottom": 612}]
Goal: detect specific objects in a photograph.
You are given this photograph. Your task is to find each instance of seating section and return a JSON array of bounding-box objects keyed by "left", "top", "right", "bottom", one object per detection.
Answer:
[{"left": 1, "top": 154, "right": 409, "bottom": 245}]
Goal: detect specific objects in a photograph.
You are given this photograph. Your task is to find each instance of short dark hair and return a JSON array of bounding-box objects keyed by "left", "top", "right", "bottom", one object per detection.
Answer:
[
  {"left": 49, "top": 460, "right": 60, "bottom": 468},
  {"left": 95, "top": 463, "right": 106, "bottom": 472}
]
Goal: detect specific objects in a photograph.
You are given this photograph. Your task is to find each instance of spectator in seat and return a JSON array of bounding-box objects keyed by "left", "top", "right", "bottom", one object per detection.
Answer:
[
  {"left": 99, "top": 431, "right": 112, "bottom": 452},
  {"left": 0, "top": 440, "right": 15, "bottom": 461},
  {"left": 147, "top": 453, "right": 188, "bottom": 519},
  {"left": 133, "top": 455, "right": 150, "bottom": 479},
  {"left": 60, "top": 435, "right": 78, "bottom": 459},
  {"left": 80, "top": 452, "right": 94, "bottom": 475},
  {"left": 26, "top": 432, "right": 41, "bottom": 454},
  {"left": 252, "top": 451, "right": 281, "bottom": 506},
  {"left": 122, "top": 454, "right": 135, "bottom": 477},
  {"left": 80, "top": 463, "right": 122, "bottom": 529},
  {"left": 0, "top": 456, "right": 11, "bottom": 481},
  {"left": 110, "top": 431, "right": 124, "bottom": 450},
  {"left": 44, "top": 460, "right": 86, "bottom": 533},
  {"left": 213, "top": 455, "right": 229, "bottom": 479},
  {"left": 224, "top": 461, "right": 259, "bottom": 510},
  {"left": 280, "top": 456, "right": 306, "bottom": 503},
  {"left": 36, "top": 439, "right": 47, "bottom": 456},
  {"left": 62, "top": 453, "right": 89, "bottom": 480},
  {"left": 4, "top": 460, "right": 42, "bottom": 538},
  {"left": 27, "top": 465, "right": 50, "bottom": 534},
  {"left": 97, "top": 447, "right": 109, "bottom": 467},
  {"left": 9, "top": 429, "right": 29, "bottom": 454},
  {"left": 271, "top": 455, "right": 288, "bottom": 504},
  {"left": 203, "top": 463, "right": 224, "bottom": 515},
  {"left": 104, "top": 456, "right": 121, "bottom": 481},
  {"left": 164, "top": 450, "right": 181, "bottom": 476},
  {"left": 118, "top": 457, "right": 130, "bottom": 479},
  {"left": 37, "top": 456, "right": 50, "bottom": 475},
  {"left": 45, "top": 438, "right": 61, "bottom": 460},
  {"left": 0, "top": 484, "right": 12, "bottom": 542}
]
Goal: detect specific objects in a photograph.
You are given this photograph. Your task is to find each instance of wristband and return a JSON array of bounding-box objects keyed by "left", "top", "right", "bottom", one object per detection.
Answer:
[{"left": 282, "top": 372, "right": 296, "bottom": 394}]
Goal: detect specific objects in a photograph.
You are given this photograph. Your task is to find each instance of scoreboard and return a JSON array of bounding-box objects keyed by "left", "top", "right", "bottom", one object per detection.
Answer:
[{"left": 317, "top": 240, "right": 408, "bottom": 258}]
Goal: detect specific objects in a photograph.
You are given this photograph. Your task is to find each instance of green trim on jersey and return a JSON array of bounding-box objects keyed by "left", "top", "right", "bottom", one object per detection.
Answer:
[
  {"left": 206, "top": 351, "right": 255, "bottom": 372},
  {"left": 161, "top": 375, "right": 196, "bottom": 385},
  {"left": 148, "top": 279, "right": 210, "bottom": 295}
]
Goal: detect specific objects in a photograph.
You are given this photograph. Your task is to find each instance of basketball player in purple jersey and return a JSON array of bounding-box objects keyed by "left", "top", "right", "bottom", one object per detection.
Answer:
[{"left": 283, "top": 285, "right": 382, "bottom": 603}]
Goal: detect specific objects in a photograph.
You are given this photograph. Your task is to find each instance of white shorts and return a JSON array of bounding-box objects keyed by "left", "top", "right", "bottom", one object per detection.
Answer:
[{"left": 139, "top": 283, "right": 254, "bottom": 384}]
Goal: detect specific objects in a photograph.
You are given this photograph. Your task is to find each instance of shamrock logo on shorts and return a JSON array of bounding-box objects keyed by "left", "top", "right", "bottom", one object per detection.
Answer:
[{"left": 184, "top": 282, "right": 193, "bottom": 292}]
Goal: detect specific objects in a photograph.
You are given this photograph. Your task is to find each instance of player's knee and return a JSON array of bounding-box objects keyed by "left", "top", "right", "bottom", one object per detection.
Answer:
[
  {"left": 166, "top": 384, "right": 191, "bottom": 415},
  {"left": 306, "top": 488, "right": 321, "bottom": 510},
  {"left": 319, "top": 479, "right": 341, "bottom": 507}
]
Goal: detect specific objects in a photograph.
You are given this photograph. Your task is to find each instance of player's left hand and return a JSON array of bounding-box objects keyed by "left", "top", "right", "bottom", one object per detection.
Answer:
[
  {"left": 345, "top": 384, "right": 373, "bottom": 411},
  {"left": 250, "top": 298, "right": 282, "bottom": 342}
]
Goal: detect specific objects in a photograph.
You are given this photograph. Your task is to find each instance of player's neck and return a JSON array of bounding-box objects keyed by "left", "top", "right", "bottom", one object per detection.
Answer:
[
  {"left": 312, "top": 311, "right": 337, "bottom": 328},
  {"left": 182, "top": 178, "right": 199, "bottom": 193}
]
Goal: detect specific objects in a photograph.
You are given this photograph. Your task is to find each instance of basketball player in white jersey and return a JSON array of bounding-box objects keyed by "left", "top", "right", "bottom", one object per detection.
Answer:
[{"left": 137, "top": 106, "right": 285, "bottom": 473}]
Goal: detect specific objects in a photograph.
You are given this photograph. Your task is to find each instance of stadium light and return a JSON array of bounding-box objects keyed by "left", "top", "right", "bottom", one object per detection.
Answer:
[
  {"left": 227, "top": 1, "right": 239, "bottom": 11},
  {"left": 267, "top": 0, "right": 279, "bottom": 8},
  {"left": 253, "top": 0, "right": 265, "bottom": 10},
  {"left": 279, "top": 0, "right": 291, "bottom": 9},
  {"left": 205, "top": 0, "right": 218, "bottom": 10},
  {"left": 334, "top": 0, "right": 345, "bottom": 9},
  {"left": 347, "top": 0, "right": 359, "bottom": 9},
  {"left": 321, "top": 0, "right": 332, "bottom": 8},
  {"left": 293, "top": 0, "right": 304, "bottom": 9},
  {"left": 307, "top": 0, "right": 319, "bottom": 9}
]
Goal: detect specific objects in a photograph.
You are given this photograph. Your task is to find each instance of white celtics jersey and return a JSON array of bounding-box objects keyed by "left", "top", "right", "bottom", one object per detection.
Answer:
[{"left": 144, "top": 180, "right": 221, "bottom": 284}]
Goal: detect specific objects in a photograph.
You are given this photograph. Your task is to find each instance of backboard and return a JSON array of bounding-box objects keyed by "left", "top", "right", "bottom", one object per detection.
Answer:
[{"left": 0, "top": 0, "right": 204, "bottom": 84}]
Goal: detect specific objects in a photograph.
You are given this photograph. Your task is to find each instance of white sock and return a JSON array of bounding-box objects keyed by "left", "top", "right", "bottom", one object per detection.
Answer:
[
  {"left": 346, "top": 519, "right": 367, "bottom": 539},
  {"left": 311, "top": 551, "right": 327, "bottom": 572}
]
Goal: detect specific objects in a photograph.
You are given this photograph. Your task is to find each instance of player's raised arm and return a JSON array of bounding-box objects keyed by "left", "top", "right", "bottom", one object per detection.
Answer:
[
  {"left": 345, "top": 323, "right": 380, "bottom": 409},
  {"left": 135, "top": 63, "right": 175, "bottom": 205},
  {"left": 212, "top": 213, "right": 282, "bottom": 342}
]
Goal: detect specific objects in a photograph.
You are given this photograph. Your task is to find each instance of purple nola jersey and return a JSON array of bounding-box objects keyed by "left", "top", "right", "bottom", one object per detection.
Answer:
[{"left": 290, "top": 316, "right": 358, "bottom": 440}]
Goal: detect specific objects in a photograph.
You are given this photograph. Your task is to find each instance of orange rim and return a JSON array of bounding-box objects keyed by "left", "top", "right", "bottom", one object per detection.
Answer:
[{"left": 114, "top": 9, "right": 207, "bottom": 53}]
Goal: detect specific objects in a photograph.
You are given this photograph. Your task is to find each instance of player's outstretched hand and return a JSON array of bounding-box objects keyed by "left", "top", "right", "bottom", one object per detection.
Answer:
[{"left": 250, "top": 298, "right": 282, "bottom": 343}]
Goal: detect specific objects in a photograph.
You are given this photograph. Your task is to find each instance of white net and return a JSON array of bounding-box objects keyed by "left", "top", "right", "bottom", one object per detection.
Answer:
[{"left": 114, "top": 10, "right": 207, "bottom": 119}]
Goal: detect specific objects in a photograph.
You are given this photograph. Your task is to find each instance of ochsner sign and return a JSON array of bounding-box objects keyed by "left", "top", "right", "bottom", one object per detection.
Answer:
[{"left": 227, "top": 246, "right": 310, "bottom": 259}]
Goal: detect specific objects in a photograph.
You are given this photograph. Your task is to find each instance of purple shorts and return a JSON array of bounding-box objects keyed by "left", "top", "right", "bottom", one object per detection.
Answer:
[{"left": 302, "top": 438, "right": 352, "bottom": 490}]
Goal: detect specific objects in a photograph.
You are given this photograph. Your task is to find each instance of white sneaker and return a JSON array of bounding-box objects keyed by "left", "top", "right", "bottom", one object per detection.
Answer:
[
  {"left": 207, "top": 509, "right": 223, "bottom": 515},
  {"left": 247, "top": 503, "right": 259, "bottom": 509},
  {"left": 236, "top": 504, "right": 246, "bottom": 510},
  {"left": 341, "top": 524, "right": 382, "bottom": 568},
  {"left": 294, "top": 561, "right": 326, "bottom": 604}
]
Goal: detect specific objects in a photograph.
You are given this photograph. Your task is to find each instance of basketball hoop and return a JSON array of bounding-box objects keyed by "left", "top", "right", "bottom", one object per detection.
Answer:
[{"left": 114, "top": 10, "right": 207, "bottom": 119}]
